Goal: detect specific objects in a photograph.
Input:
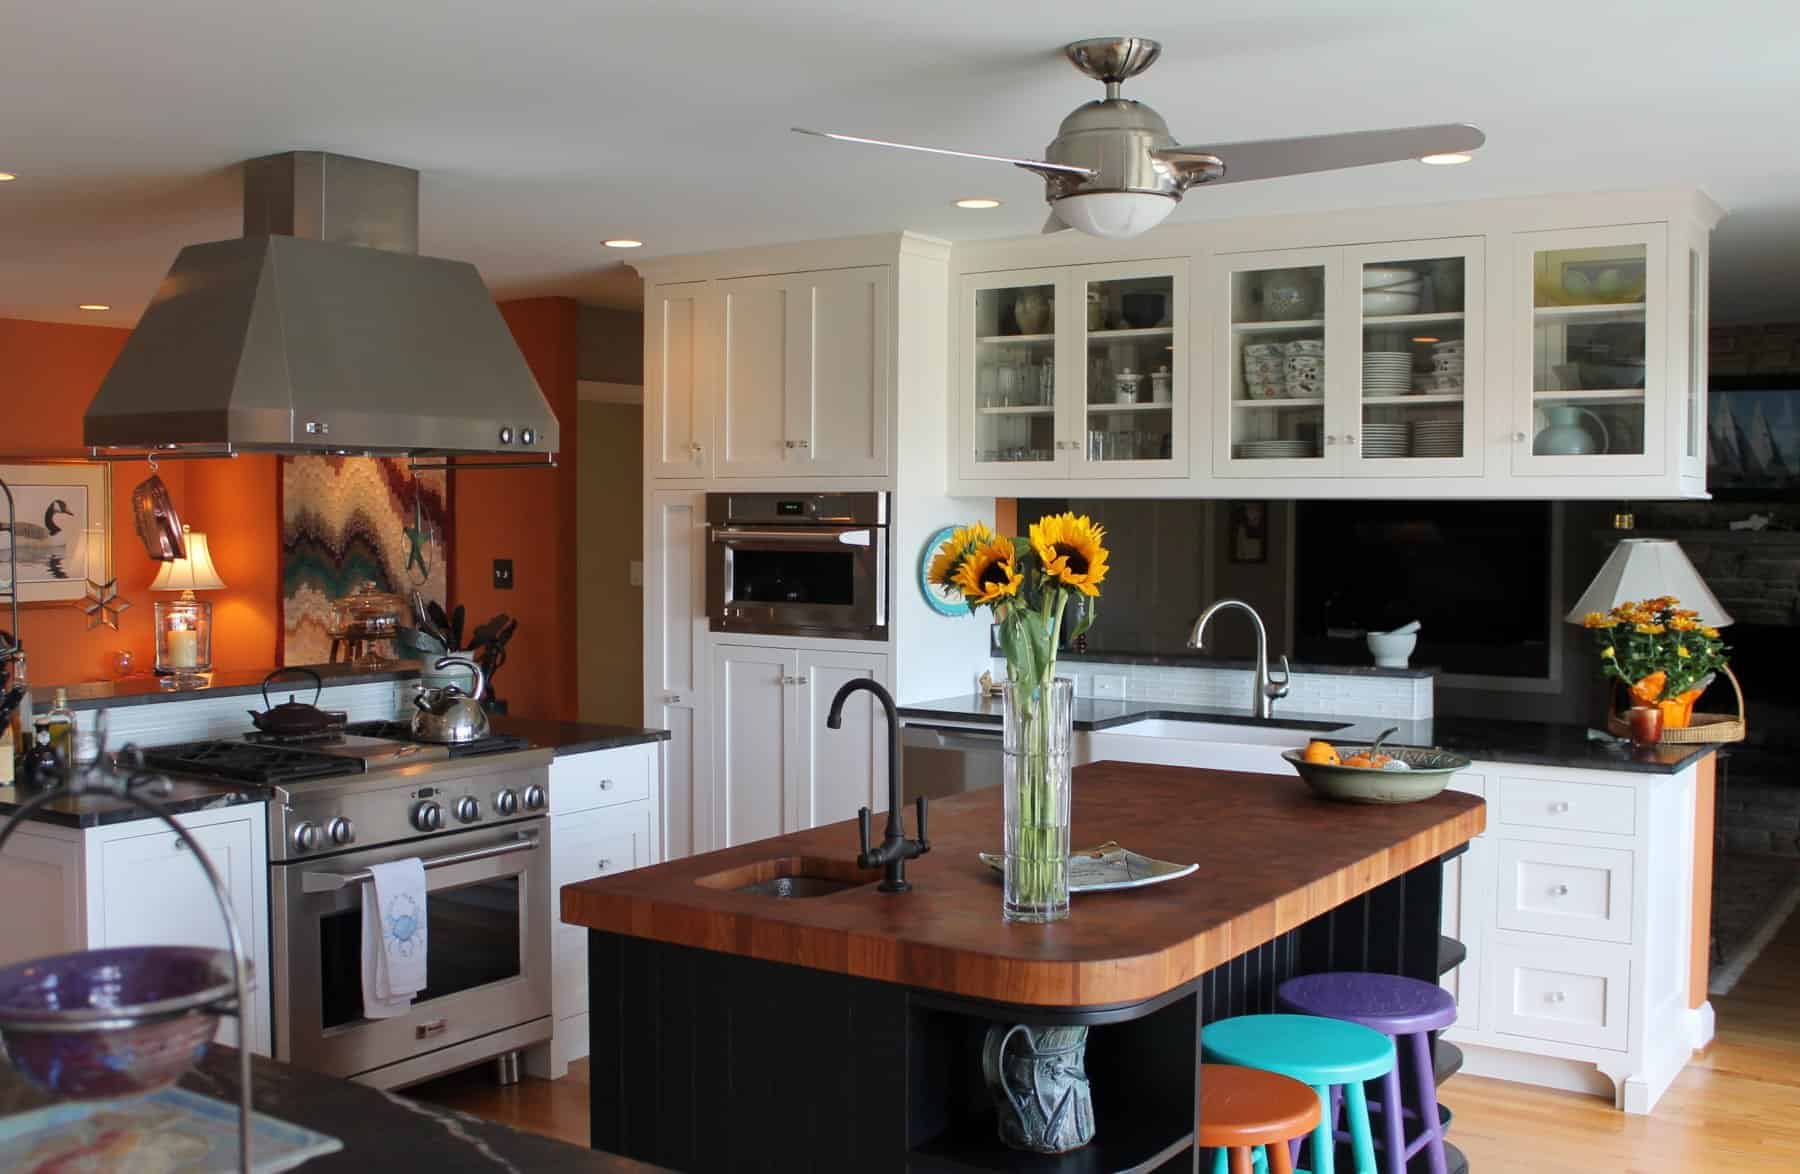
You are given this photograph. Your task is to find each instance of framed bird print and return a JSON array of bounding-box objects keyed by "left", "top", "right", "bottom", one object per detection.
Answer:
[{"left": 0, "top": 462, "right": 111, "bottom": 603}]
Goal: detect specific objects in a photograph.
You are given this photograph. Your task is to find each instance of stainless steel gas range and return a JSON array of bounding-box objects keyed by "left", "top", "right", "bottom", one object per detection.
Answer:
[{"left": 142, "top": 723, "right": 554, "bottom": 1089}]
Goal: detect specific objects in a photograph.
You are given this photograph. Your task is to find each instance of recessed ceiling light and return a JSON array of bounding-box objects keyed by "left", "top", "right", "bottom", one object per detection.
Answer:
[
  {"left": 0, "top": 172, "right": 16, "bottom": 183},
  {"left": 78, "top": 303, "right": 111, "bottom": 312},
  {"left": 1419, "top": 153, "right": 1473, "bottom": 166},
  {"left": 1412, "top": 335, "right": 1441, "bottom": 344},
  {"left": 954, "top": 197, "right": 1002, "bottom": 210},
  {"left": 602, "top": 239, "right": 644, "bottom": 249}
]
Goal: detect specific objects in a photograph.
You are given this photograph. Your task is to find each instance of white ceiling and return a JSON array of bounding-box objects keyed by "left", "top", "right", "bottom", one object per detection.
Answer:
[{"left": 4, "top": 0, "right": 1797, "bottom": 327}]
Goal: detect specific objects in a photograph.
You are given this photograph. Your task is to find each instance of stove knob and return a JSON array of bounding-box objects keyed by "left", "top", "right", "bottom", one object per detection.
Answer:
[
  {"left": 454, "top": 796, "right": 481, "bottom": 824},
  {"left": 412, "top": 801, "right": 443, "bottom": 832},
  {"left": 495, "top": 788, "right": 519, "bottom": 816},
  {"left": 522, "top": 784, "right": 547, "bottom": 812},
  {"left": 327, "top": 817, "right": 355, "bottom": 846},
  {"left": 292, "top": 822, "right": 321, "bottom": 853}
]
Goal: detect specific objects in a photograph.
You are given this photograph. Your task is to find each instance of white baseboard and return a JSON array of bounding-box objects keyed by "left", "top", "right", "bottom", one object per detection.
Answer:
[{"left": 1455, "top": 1041, "right": 1616, "bottom": 1101}]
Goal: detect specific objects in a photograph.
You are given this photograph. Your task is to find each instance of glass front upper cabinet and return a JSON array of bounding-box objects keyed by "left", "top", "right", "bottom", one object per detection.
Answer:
[
  {"left": 1347, "top": 238, "right": 1484, "bottom": 475},
  {"left": 1217, "top": 251, "right": 1332, "bottom": 474},
  {"left": 1078, "top": 266, "right": 1180, "bottom": 471},
  {"left": 1514, "top": 226, "right": 1667, "bottom": 476},
  {"left": 965, "top": 276, "right": 1061, "bottom": 473}
]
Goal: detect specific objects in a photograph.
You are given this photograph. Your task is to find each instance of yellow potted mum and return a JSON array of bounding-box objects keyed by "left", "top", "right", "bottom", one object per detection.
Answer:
[
  {"left": 928, "top": 513, "right": 1108, "bottom": 923},
  {"left": 1582, "top": 596, "right": 1736, "bottom": 734}
]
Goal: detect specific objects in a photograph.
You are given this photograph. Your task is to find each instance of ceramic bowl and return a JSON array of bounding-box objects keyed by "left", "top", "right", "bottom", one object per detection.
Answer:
[
  {"left": 1362, "top": 266, "right": 1421, "bottom": 290},
  {"left": 1366, "top": 630, "right": 1418, "bottom": 667},
  {"left": 0, "top": 946, "right": 235, "bottom": 1099},
  {"left": 1121, "top": 292, "right": 1165, "bottom": 329},
  {"left": 1282, "top": 745, "right": 1471, "bottom": 804},
  {"left": 1362, "top": 290, "right": 1423, "bottom": 315}
]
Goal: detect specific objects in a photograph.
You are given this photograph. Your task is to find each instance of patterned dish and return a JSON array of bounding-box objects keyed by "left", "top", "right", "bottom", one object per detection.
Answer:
[{"left": 1282, "top": 744, "right": 1471, "bottom": 804}]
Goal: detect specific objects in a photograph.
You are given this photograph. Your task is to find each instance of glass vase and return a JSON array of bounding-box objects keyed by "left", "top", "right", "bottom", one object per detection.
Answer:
[{"left": 1003, "top": 676, "right": 1074, "bottom": 924}]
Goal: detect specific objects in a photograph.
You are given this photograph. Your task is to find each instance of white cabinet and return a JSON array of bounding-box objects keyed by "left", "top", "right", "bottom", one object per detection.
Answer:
[
  {"left": 708, "top": 642, "right": 888, "bottom": 852},
  {"left": 644, "top": 489, "right": 708, "bottom": 860},
  {"left": 717, "top": 266, "right": 890, "bottom": 479},
  {"left": 534, "top": 743, "right": 661, "bottom": 1080},
  {"left": 0, "top": 802, "right": 272, "bottom": 1056},
  {"left": 645, "top": 281, "right": 710, "bottom": 477},
  {"left": 958, "top": 259, "right": 1188, "bottom": 482},
  {"left": 1214, "top": 237, "right": 1485, "bottom": 479}
]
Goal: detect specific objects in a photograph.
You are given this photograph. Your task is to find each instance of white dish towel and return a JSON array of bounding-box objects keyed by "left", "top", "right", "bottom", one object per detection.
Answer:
[{"left": 362, "top": 857, "right": 428, "bottom": 1020}]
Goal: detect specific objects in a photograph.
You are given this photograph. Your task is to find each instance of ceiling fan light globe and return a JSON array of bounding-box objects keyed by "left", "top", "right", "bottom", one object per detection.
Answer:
[{"left": 1051, "top": 190, "right": 1177, "bottom": 239}]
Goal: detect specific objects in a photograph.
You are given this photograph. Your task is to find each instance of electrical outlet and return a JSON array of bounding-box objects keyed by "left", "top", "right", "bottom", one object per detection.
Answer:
[
  {"left": 1092, "top": 673, "right": 1128, "bottom": 700},
  {"left": 628, "top": 560, "right": 644, "bottom": 587},
  {"left": 492, "top": 558, "right": 514, "bottom": 590}
]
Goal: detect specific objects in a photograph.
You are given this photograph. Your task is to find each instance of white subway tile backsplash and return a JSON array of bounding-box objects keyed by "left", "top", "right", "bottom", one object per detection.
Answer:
[
  {"left": 88, "top": 680, "right": 413, "bottom": 748},
  {"left": 992, "top": 658, "right": 1432, "bottom": 720}
]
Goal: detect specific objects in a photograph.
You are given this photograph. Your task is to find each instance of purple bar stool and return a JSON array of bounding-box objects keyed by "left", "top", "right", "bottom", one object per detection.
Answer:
[{"left": 1276, "top": 973, "right": 1456, "bottom": 1174}]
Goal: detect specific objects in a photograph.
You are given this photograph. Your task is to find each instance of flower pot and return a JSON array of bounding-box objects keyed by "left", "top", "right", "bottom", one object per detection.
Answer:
[
  {"left": 1626, "top": 705, "right": 1664, "bottom": 746},
  {"left": 1657, "top": 688, "right": 1704, "bottom": 729},
  {"left": 1002, "top": 677, "right": 1074, "bottom": 924}
]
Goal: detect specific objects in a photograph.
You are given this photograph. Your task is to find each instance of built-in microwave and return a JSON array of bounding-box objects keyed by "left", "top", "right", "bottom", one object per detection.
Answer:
[{"left": 705, "top": 492, "right": 888, "bottom": 641}]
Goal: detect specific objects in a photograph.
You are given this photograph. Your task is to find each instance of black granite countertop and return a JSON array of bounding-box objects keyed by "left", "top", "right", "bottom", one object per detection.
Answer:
[
  {"left": 0, "top": 775, "right": 260, "bottom": 830},
  {"left": 490, "top": 716, "right": 671, "bottom": 756},
  {"left": 897, "top": 694, "right": 1718, "bottom": 775},
  {"left": 1055, "top": 648, "right": 1435, "bottom": 679},
  {"left": 43, "top": 663, "right": 422, "bottom": 711},
  {"left": 0, "top": 1046, "right": 663, "bottom": 1172}
]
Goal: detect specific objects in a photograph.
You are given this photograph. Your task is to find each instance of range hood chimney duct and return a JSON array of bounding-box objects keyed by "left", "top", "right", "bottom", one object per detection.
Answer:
[{"left": 84, "top": 151, "right": 560, "bottom": 458}]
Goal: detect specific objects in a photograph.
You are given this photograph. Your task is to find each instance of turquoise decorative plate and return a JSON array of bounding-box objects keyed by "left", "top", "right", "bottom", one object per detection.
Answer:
[{"left": 919, "top": 525, "right": 970, "bottom": 617}]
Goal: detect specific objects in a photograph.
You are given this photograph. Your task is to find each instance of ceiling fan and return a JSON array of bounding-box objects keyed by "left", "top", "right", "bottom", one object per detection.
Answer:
[{"left": 795, "top": 36, "right": 1485, "bottom": 240}]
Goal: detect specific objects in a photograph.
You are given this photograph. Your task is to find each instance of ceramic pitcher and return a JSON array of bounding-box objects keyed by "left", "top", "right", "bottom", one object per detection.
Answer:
[
  {"left": 981, "top": 1023, "right": 1095, "bottom": 1153},
  {"left": 1533, "top": 404, "right": 1610, "bottom": 456}
]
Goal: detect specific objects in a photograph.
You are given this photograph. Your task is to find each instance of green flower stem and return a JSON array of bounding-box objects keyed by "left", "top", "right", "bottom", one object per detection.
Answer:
[{"left": 1008, "top": 596, "right": 1069, "bottom": 915}]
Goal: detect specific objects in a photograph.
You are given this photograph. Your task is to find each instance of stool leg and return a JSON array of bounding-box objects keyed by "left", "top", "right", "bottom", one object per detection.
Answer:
[
  {"left": 1268, "top": 1140, "right": 1296, "bottom": 1174},
  {"left": 1344, "top": 1080, "right": 1378, "bottom": 1174},
  {"left": 1377, "top": 1062, "right": 1406, "bottom": 1174},
  {"left": 1409, "top": 1031, "right": 1449, "bottom": 1174},
  {"left": 1229, "top": 1147, "right": 1255, "bottom": 1174},
  {"left": 1308, "top": 1085, "right": 1335, "bottom": 1174}
]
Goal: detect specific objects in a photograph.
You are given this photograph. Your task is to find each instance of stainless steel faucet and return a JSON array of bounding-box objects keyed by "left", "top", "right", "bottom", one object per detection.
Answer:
[{"left": 1188, "top": 599, "right": 1292, "bottom": 719}]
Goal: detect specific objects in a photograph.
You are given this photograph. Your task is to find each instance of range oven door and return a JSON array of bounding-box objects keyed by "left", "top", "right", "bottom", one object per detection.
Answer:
[
  {"left": 272, "top": 821, "right": 551, "bottom": 1082},
  {"left": 707, "top": 523, "right": 888, "bottom": 640}
]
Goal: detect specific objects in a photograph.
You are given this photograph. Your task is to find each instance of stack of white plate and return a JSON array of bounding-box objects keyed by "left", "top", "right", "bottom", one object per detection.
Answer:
[
  {"left": 1361, "top": 423, "right": 1410, "bottom": 458},
  {"left": 1363, "top": 352, "right": 1414, "bottom": 396},
  {"left": 1411, "top": 419, "right": 1462, "bottom": 457},
  {"left": 1236, "top": 439, "right": 1316, "bottom": 460}
]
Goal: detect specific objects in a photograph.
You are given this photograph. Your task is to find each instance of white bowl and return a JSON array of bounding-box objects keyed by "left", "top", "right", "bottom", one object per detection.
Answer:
[
  {"left": 1362, "top": 267, "right": 1420, "bottom": 290},
  {"left": 1362, "top": 290, "right": 1422, "bottom": 315},
  {"left": 1366, "top": 631, "right": 1418, "bottom": 668}
]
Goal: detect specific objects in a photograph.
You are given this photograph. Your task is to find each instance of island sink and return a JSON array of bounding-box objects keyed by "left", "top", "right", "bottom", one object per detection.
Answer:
[
  {"left": 693, "top": 854, "right": 879, "bottom": 898},
  {"left": 1105, "top": 716, "right": 1349, "bottom": 747}
]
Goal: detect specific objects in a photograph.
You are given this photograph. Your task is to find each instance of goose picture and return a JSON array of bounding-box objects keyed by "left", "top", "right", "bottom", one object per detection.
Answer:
[{"left": 0, "top": 492, "right": 85, "bottom": 580}]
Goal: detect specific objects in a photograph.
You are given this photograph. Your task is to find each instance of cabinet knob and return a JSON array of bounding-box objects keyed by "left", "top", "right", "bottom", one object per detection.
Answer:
[
  {"left": 599, "top": 778, "right": 614, "bottom": 791},
  {"left": 1514, "top": 431, "right": 1528, "bottom": 443},
  {"left": 1345, "top": 434, "right": 1358, "bottom": 447},
  {"left": 665, "top": 692, "right": 683, "bottom": 705},
  {"left": 1546, "top": 991, "right": 1567, "bottom": 1005},
  {"left": 1324, "top": 434, "right": 1337, "bottom": 446},
  {"left": 1549, "top": 883, "right": 1570, "bottom": 897},
  {"left": 795, "top": 675, "right": 808, "bottom": 686},
  {"left": 1548, "top": 801, "right": 1570, "bottom": 814},
  {"left": 598, "top": 858, "right": 614, "bottom": 872}
]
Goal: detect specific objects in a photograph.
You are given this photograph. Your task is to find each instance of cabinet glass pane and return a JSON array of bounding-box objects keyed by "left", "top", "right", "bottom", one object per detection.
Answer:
[
  {"left": 1229, "top": 265, "right": 1325, "bottom": 462},
  {"left": 1084, "top": 273, "right": 1174, "bottom": 463},
  {"left": 1687, "top": 248, "right": 1703, "bottom": 461},
  {"left": 1530, "top": 244, "right": 1648, "bottom": 458},
  {"left": 1360, "top": 256, "right": 1466, "bottom": 460},
  {"left": 973, "top": 283, "right": 1057, "bottom": 465}
]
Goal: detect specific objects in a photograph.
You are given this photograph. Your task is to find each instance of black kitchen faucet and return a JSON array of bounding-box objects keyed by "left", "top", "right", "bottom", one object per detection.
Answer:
[{"left": 825, "top": 678, "right": 929, "bottom": 893}]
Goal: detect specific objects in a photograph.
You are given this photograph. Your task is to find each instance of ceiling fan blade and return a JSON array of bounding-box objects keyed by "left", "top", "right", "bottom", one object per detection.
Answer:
[
  {"left": 1155, "top": 123, "right": 1485, "bottom": 186},
  {"left": 792, "top": 128, "right": 1096, "bottom": 180}
]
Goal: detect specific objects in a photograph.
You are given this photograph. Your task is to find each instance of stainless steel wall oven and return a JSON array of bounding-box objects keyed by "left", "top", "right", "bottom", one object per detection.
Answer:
[{"left": 706, "top": 492, "right": 889, "bottom": 641}]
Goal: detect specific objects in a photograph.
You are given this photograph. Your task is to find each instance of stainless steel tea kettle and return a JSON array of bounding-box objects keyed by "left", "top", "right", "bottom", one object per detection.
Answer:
[{"left": 411, "top": 656, "right": 490, "bottom": 744}]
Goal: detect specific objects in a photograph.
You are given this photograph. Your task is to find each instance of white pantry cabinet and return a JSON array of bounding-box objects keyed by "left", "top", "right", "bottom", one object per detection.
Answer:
[
  {"left": 0, "top": 801, "right": 272, "bottom": 1055},
  {"left": 707, "top": 642, "right": 888, "bottom": 853},
  {"left": 532, "top": 741, "right": 661, "bottom": 1080},
  {"left": 643, "top": 488, "right": 708, "bottom": 861}
]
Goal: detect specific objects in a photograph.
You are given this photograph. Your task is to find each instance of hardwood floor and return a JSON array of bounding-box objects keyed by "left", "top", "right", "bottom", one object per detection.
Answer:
[{"left": 409, "top": 912, "right": 1800, "bottom": 1171}]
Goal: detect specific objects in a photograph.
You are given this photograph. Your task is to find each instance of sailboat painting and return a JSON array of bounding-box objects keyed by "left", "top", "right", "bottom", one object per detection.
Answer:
[
  {"left": 1710, "top": 389, "right": 1800, "bottom": 492},
  {"left": 0, "top": 463, "right": 107, "bottom": 602}
]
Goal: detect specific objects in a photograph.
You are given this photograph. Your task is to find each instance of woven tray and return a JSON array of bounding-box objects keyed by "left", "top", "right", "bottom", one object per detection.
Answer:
[{"left": 1606, "top": 664, "right": 1746, "bottom": 744}]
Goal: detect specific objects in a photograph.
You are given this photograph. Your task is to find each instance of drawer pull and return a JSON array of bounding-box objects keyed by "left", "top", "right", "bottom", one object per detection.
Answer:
[
  {"left": 416, "top": 1019, "right": 448, "bottom": 1040},
  {"left": 1549, "top": 883, "right": 1569, "bottom": 897},
  {"left": 1548, "top": 801, "right": 1570, "bottom": 814},
  {"left": 600, "top": 779, "right": 614, "bottom": 791},
  {"left": 1546, "top": 991, "right": 1566, "bottom": 1005}
]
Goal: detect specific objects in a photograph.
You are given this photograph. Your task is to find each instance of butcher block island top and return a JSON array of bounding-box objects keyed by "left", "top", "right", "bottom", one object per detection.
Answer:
[{"left": 561, "top": 760, "right": 1485, "bottom": 1008}]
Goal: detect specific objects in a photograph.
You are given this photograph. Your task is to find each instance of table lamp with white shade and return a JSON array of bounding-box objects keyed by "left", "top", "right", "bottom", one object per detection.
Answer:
[
  {"left": 1565, "top": 538, "right": 1734, "bottom": 629},
  {"left": 151, "top": 526, "right": 226, "bottom": 682}
]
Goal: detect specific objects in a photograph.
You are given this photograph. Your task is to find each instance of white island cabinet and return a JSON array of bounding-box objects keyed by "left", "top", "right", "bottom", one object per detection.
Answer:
[{"left": 0, "top": 801, "right": 272, "bottom": 1055}]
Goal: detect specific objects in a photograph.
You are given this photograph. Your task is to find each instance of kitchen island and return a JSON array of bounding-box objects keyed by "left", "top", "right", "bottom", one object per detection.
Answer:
[{"left": 563, "top": 760, "right": 1484, "bottom": 1172}]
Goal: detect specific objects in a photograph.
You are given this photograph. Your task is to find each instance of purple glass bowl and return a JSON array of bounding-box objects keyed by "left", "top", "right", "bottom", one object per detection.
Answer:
[{"left": 0, "top": 945, "right": 234, "bottom": 1099}]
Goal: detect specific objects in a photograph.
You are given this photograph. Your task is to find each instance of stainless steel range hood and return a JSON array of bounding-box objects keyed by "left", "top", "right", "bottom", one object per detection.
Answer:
[{"left": 84, "top": 152, "right": 559, "bottom": 458}]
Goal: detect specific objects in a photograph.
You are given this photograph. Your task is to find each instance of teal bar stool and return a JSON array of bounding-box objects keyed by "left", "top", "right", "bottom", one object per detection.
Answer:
[{"left": 1202, "top": 1013, "right": 1396, "bottom": 1174}]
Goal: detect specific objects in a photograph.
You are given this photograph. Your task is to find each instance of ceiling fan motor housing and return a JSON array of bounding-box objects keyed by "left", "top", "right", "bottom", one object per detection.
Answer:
[{"left": 1043, "top": 98, "right": 1183, "bottom": 202}]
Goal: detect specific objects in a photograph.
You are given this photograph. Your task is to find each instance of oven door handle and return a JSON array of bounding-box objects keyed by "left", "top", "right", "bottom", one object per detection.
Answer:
[
  {"left": 300, "top": 831, "right": 541, "bottom": 894},
  {"left": 711, "top": 527, "right": 872, "bottom": 547}
]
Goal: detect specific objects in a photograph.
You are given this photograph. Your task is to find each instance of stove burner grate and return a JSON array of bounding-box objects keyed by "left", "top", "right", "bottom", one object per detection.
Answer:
[
  {"left": 140, "top": 740, "right": 363, "bottom": 784},
  {"left": 341, "top": 720, "right": 531, "bottom": 759}
]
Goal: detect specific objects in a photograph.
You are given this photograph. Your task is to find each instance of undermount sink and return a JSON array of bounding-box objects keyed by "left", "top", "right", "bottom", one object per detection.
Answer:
[
  {"left": 1104, "top": 718, "right": 1349, "bottom": 748},
  {"left": 695, "top": 856, "right": 879, "bottom": 899}
]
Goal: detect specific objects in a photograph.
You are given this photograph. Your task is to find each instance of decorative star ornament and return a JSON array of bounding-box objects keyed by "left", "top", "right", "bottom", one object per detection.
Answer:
[
  {"left": 404, "top": 479, "right": 433, "bottom": 582},
  {"left": 78, "top": 577, "right": 132, "bottom": 631}
]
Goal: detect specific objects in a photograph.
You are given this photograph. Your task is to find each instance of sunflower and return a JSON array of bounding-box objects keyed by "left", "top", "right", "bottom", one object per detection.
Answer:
[
  {"left": 953, "top": 538, "right": 1023, "bottom": 605},
  {"left": 1029, "top": 513, "right": 1110, "bottom": 597},
  {"left": 926, "top": 522, "right": 994, "bottom": 588}
]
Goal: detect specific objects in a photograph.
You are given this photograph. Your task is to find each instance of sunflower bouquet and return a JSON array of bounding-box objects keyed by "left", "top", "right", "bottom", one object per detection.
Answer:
[
  {"left": 1581, "top": 596, "right": 1729, "bottom": 729},
  {"left": 929, "top": 513, "right": 1109, "bottom": 922}
]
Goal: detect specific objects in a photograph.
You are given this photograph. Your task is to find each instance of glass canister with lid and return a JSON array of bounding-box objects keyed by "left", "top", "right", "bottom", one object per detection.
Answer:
[{"left": 328, "top": 581, "right": 407, "bottom": 667}]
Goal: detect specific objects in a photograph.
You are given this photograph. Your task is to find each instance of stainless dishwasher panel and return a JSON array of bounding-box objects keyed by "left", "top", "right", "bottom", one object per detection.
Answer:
[{"left": 900, "top": 723, "right": 1002, "bottom": 801}]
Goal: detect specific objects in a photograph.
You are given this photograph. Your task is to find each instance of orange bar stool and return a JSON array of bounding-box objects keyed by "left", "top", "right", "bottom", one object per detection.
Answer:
[{"left": 1200, "top": 1063, "right": 1322, "bottom": 1174}]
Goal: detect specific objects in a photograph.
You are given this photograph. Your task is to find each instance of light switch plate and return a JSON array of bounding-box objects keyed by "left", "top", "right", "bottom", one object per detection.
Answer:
[
  {"left": 1092, "top": 673, "right": 1128, "bottom": 700},
  {"left": 629, "top": 560, "right": 644, "bottom": 587}
]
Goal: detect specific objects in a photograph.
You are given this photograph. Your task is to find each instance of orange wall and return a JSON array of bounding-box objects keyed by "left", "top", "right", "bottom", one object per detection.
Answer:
[
  {"left": 453, "top": 298, "right": 581, "bottom": 721},
  {"left": 184, "top": 457, "right": 281, "bottom": 671}
]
